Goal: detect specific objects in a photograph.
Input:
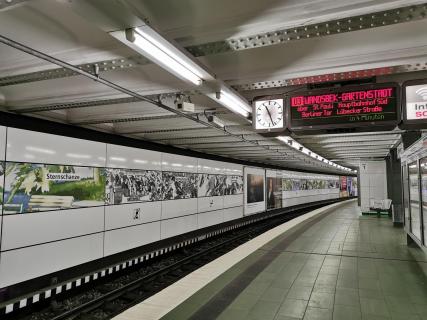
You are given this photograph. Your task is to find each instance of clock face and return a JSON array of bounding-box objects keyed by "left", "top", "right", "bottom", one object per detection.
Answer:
[{"left": 254, "top": 99, "right": 284, "bottom": 131}]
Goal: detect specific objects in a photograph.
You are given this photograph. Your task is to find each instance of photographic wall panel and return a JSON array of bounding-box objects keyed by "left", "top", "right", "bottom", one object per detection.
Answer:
[
  {"left": 3, "top": 163, "right": 105, "bottom": 214},
  {"left": 244, "top": 167, "right": 266, "bottom": 215},
  {"left": 105, "top": 168, "right": 162, "bottom": 205}
]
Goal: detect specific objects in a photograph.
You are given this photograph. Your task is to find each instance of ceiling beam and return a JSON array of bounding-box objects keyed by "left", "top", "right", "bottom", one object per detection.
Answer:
[{"left": 1, "top": 3, "right": 425, "bottom": 89}]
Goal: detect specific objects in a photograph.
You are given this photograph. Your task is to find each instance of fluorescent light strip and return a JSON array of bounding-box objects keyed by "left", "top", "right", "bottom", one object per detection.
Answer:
[
  {"left": 131, "top": 28, "right": 202, "bottom": 86},
  {"left": 216, "top": 90, "right": 251, "bottom": 117},
  {"left": 136, "top": 27, "right": 205, "bottom": 79},
  {"left": 276, "top": 136, "right": 355, "bottom": 172}
]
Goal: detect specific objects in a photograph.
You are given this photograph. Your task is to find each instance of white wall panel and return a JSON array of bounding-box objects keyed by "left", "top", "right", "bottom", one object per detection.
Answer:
[
  {"left": 106, "top": 144, "right": 161, "bottom": 170},
  {"left": 6, "top": 128, "right": 106, "bottom": 166},
  {"left": 1, "top": 207, "right": 104, "bottom": 251},
  {"left": 0, "top": 127, "right": 4, "bottom": 214},
  {"left": 103, "top": 221, "right": 161, "bottom": 256},
  {"left": 0, "top": 126, "right": 6, "bottom": 161},
  {"left": 162, "top": 198, "right": 197, "bottom": 219},
  {"left": 161, "top": 153, "right": 197, "bottom": 172},
  {"left": 198, "top": 196, "right": 223, "bottom": 213},
  {"left": 224, "top": 194, "right": 243, "bottom": 208},
  {"left": 197, "top": 159, "right": 225, "bottom": 174},
  {"left": 359, "top": 161, "right": 387, "bottom": 212},
  {"left": 0, "top": 233, "right": 103, "bottom": 288},
  {"left": 161, "top": 215, "right": 198, "bottom": 239},
  {"left": 223, "top": 162, "right": 243, "bottom": 176},
  {"left": 105, "top": 202, "right": 161, "bottom": 230},
  {"left": 223, "top": 206, "right": 243, "bottom": 222},
  {"left": 198, "top": 209, "right": 223, "bottom": 229}
]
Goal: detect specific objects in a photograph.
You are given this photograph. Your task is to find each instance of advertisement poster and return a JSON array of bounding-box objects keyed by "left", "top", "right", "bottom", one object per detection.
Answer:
[
  {"left": 339, "top": 176, "right": 349, "bottom": 198},
  {"left": 224, "top": 175, "right": 243, "bottom": 195},
  {"left": 198, "top": 174, "right": 226, "bottom": 197},
  {"left": 3, "top": 163, "right": 106, "bottom": 214},
  {"left": 163, "top": 172, "right": 197, "bottom": 200},
  {"left": 350, "top": 177, "right": 358, "bottom": 196},
  {"left": 105, "top": 168, "right": 162, "bottom": 204},
  {"left": 244, "top": 167, "right": 265, "bottom": 215},
  {"left": 266, "top": 177, "right": 282, "bottom": 210},
  {"left": 247, "top": 174, "right": 264, "bottom": 203}
]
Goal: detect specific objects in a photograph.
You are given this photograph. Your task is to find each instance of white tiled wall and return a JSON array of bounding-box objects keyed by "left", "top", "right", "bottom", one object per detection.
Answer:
[
  {"left": 0, "top": 126, "right": 6, "bottom": 161},
  {"left": 160, "top": 215, "right": 198, "bottom": 239},
  {"left": 0, "top": 126, "right": 346, "bottom": 290},
  {"left": 359, "top": 161, "right": 387, "bottom": 212},
  {"left": 106, "top": 144, "right": 161, "bottom": 170},
  {"left": 6, "top": 128, "right": 106, "bottom": 167},
  {"left": 104, "top": 202, "right": 161, "bottom": 230},
  {"left": 0, "top": 233, "right": 104, "bottom": 288},
  {"left": 1, "top": 207, "right": 104, "bottom": 251},
  {"left": 104, "top": 221, "right": 161, "bottom": 256}
]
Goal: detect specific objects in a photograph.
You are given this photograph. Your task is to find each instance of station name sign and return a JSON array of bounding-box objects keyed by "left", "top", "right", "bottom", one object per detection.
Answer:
[{"left": 288, "top": 83, "right": 399, "bottom": 131}]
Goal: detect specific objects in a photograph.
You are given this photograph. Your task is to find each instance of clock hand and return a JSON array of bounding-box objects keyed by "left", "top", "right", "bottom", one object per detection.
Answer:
[{"left": 264, "top": 105, "right": 274, "bottom": 124}]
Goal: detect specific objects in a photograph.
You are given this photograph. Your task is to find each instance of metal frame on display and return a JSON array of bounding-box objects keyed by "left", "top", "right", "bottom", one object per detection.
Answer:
[
  {"left": 400, "top": 78, "right": 427, "bottom": 129},
  {"left": 286, "top": 82, "right": 401, "bottom": 134}
]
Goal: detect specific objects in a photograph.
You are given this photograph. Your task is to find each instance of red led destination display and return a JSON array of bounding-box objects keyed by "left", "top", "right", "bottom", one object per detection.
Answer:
[{"left": 288, "top": 84, "right": 399, "bottom": 130}]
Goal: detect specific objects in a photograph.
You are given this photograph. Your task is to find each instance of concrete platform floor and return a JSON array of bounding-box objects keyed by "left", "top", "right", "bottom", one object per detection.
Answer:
[{"left": 162, "top": 202, "right": 427, "bottom": 320}]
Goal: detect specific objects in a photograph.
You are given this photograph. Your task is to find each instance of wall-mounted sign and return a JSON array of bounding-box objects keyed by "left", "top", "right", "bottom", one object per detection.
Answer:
[
  {"left": 288, "top": 83, "right": 399, "bottom": 133},
  {"left": 253, "top": 96, "right": 285, "bottom": 133},
  {"left": 400, "top": 79, "right": 427, "bottom": 129}
]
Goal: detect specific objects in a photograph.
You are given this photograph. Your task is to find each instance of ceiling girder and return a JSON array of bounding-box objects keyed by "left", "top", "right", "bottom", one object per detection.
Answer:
[
  {"left": 1, "top": 3, "right": 426, "bottom": 90},
  {"left": 118, "top": 124, "right": 249, "bottom": 135}
]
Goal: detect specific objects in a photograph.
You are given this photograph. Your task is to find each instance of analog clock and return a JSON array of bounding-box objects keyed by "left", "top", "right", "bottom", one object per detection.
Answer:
[{"left": 254, "top": 99, "right": 284, "bottom": 131}]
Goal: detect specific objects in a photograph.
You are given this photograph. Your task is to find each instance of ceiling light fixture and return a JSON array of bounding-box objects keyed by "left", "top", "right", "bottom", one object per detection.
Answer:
[
  {"left": 124, "top": 27, "right": 205, "bottom": 86},
  {"left": 215, "top": 90, "right": 251, "bottom": 117},
  {"left": 275, "top": 136, "right": 354, "bottom": 172}
]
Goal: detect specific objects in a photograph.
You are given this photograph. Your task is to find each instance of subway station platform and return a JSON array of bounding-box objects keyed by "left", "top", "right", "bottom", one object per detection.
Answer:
[{"left": 115, "top": 200, "right": 427, "bottom": 320}]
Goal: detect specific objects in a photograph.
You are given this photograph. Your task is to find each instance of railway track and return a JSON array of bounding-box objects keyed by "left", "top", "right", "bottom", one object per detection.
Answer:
[{"left": 12, "top": 206, "right": 323, "bottom": 320}]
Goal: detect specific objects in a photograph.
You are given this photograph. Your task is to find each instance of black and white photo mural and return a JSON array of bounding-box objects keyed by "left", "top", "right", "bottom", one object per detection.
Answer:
[
  {"left": 225, "top": 175, "right": 244, "bottom": 195},
  {"left": 198, "top": 174, "right": 227, "bottom": 197},
  {"left": 105, "top": 168, "right": 163, "bottom": 204},
  {"left": 162, "top": 172, "right": 198, "bottom": 200}
]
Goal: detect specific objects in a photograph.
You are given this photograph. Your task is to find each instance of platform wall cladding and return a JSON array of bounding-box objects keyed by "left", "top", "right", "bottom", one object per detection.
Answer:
[{"left": 0, "top": 126, "right": 354, "bottom": 289}]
